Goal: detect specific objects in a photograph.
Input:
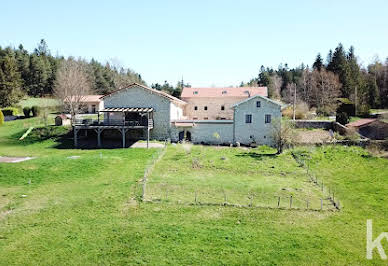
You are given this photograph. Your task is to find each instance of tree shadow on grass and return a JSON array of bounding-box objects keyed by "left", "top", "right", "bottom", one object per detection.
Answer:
[{"left": 235, "top": 152, "right": 278, "bottom": 160}]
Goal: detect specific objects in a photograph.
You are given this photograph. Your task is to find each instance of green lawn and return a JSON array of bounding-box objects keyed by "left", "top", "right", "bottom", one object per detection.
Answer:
[
  {"left": 0, "top": 118, "right": 388, "bottom": 265},
  {"left": 146, "top": 145, "right": 331, "bottom": 210},
  {"left": 17, "top": 97, "right": 60, "bottom": 108}
]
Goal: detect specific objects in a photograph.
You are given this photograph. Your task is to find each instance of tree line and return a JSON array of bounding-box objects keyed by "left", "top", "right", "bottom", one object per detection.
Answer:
[
  {"left": 0, "top": 39, "right": 145, "bottom": 107},
  {"left": 243, "top": 43, "right": 388, "bottom": 115}
]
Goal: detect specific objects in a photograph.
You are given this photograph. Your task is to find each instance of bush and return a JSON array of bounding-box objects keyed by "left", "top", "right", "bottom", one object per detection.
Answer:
[
  {"left": 1, "top": 107, "right": 19, "bottom": 116},
  {"left": 336, "top": 112, "right": 349, "bottom": 125},
  {"left": 31, "top": 106, "right": 41, "bottom": 117},
  {"left": 282, "top": 102, "right": 309, "bottom": 120},
  {"left": 0, "top": 110, "right": 4, "bottom": 126},
  {"left": 23, "top": 107, "right": 31, "bottom": 118}
]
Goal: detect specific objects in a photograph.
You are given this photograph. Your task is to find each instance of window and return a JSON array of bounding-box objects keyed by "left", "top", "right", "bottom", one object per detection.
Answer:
[
  {"left": 256, "top": 101, "right": 261, "bottom": 107},
  {"left": 204, "top": 117, "right": 208, "bottom": 120},
  {"left": 204, "top": 106, "right": 208, "bottom": 110},
  {"left": 220, "top": 117, "right": 226, "bottom": 120},
  {"left": 221, "top": 105, "right": 225, "bottom": 110},
  {"left": 91, "top": 105, "right": 96, "bottom": 113},
  {"left": 222, "top": 90, "right": 227, "bottom": 95},
  {"left": 265, "top": 114, "right": 271, "bottom": 123},
  {"left": 193, "top": 91, "right": 198, "bottom": 95},
  {"left": 245, "top": 114, "right": 252, "bottom": 123},
  {"left": 194, "top": 106, "right": 198, "bottom": 111},
  {"left": 193, "top": 117, "right": 198, "bottom": 120}
]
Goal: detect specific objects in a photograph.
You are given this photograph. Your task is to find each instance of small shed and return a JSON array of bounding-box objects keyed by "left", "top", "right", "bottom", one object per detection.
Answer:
[{"left": 55, "top": 114, "right": 71, "bottom": 126}]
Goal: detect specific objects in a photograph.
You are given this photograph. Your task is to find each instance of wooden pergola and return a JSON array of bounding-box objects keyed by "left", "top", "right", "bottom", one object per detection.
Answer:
[{"left": 73, "top": 107, "right": 154, "bottom": 148}]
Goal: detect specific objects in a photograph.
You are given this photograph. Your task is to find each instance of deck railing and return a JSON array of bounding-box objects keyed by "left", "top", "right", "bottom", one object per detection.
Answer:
[{"left": 73, "top": 118, "right": 153, "bottom": 127}]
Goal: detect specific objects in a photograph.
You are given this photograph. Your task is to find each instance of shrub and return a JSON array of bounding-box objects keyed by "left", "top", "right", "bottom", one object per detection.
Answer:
[
  {"left": 0, "top": 110, "right": 4, "bottom": 126},
  {"left": 31, "top": 106, "right": 41, "bottom": 117},
  {"left": 336, "top": 112, "right": 349, "bottom": 125},
  {"left": 282, "top": 102, "right": 309, "bottom": 120},
  {"left": 1, "top": 107, "right": 19, "bottom": 116},
  {"left": 23, "top": 107, "right": 31, "bottom": 118}
]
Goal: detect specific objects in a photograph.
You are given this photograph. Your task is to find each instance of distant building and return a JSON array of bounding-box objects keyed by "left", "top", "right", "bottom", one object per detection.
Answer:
[
  {"left": 64, "top": 95, "right": 104, "bottom": 114},
  {"left": 181, "top": 87, "right": 268, "bottom": 120},
  {"left": 72, "top": 83, "right": 281, "bottom": 148},
  {"left": 346, "top": 119, "right": 388, "bottom": 140}
]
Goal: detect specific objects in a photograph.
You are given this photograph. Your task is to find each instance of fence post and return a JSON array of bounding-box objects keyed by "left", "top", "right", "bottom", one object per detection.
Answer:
[
  {"left": 321, "top": 181, "right": 324, "bottom": 192},
  {"left": 290, "top": 195, "right": 293, "bottom": 209},
  {"left": 277, "top": 196, "right": 280, "bottom": 208}
]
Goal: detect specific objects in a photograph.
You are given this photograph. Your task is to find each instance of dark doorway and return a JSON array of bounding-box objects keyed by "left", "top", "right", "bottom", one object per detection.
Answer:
[
  {"left": 178, "top": 131, "right": 184, "bottom": 141},
  {"left": 186, "top": 131, "right": 192, "bottom": 141}
]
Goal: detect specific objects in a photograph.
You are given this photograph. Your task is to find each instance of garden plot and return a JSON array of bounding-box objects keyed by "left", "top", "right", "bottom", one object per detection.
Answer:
[{"left": 145, "top": 145, "right": 335, "bottom": 210}]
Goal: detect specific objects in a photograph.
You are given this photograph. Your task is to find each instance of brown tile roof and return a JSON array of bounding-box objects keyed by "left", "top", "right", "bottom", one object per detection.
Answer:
[
  {"left": 64, "top": 95, "right": 103, "bottom": 103},
  {"left": 346, "top": 118, "right": 376, "bottom": 128},
  {"left": 181, "top": 87, "right": 267, "bottom": 98}
]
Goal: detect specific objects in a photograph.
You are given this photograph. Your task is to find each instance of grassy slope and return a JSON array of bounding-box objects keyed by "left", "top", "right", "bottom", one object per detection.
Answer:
[
  {"left": 147, "top": 145, "right": 329, "bottom": 209},
  {"left": 17, "top": 97, "right": 60, "bottom": 108},
  {"left": 0, "top": 118, "right": 388, "bottom": 265}
]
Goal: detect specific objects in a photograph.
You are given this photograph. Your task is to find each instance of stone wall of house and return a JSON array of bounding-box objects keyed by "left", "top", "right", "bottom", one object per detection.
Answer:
[
  {"left": 182, "top": 97, "right": 248, "bottom": 120},
  {"left": 103, "top": 85, "right": 179, "bottom": 140},
  {"left": 234, "top": 97, "right": 281, "bottom": 146},
  {"left": 171, "top": 121, "right": 234, "bottom": 144}
]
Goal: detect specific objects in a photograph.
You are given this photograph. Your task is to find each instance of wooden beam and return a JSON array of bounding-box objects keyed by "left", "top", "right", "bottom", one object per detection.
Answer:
[
  {"left": 147, "top": 128, "right": 149, "bottom": 149},
  {"left": 122, "top": 128, "right": 125, "bottom": 148},
  {"left": 74, "top": 127, "right": 78, "bottom": 148},
  {"left": 97, "top": 128, "right": 102, "bottom": 148}
]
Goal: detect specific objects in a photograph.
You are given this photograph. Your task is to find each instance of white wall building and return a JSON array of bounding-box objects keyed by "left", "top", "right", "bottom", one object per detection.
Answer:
[{"left": 74, "top": 83, "right": 282, "bottom": 147}]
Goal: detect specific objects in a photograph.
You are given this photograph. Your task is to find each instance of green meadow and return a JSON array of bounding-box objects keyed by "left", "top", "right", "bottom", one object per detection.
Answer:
[{"left": 0, "top": 118, "right": 388, "bottom": 265}]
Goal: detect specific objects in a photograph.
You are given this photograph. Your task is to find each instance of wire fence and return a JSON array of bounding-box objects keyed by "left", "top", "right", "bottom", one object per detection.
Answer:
[
  {"left": 136, "top": 146, "right": 340, "bottom": 212},
  {"left": 142, "top": 182, "right": 336, "bottom": 211},
  {"left": 291, "top": 151, "right": 341, "bottom": 210}
]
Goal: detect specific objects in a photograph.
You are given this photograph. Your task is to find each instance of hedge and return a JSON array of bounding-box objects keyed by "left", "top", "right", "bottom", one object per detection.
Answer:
[
  {"left": 1, "top": 107, "right": 19, "bottom": 116},
  {"left": 0, "top": 110, "right": 4, "bottom": 126},
  {"left": 23, "top": 107, "right": 31, "bottom": 118},
  {"left": 31, "top": 106, "right": 41, "bottom": 117}
]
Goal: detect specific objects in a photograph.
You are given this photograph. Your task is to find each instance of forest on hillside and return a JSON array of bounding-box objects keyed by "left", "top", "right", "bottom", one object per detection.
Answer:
[
  {"left": 0, "top": 40, "right": 387, "bottom": 116},
  {"left": 243, "top": 43, "right": 388, "bottom": 115},
  {"left": 0, "top": 39, "right": 145, "bottom": 107}
]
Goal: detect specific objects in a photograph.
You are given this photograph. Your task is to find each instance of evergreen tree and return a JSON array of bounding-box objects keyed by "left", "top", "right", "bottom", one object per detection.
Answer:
[
  {"left": 313, "top": 53, "right": 323, "bottom": 71},
  {"left": 28, "top": 54, "right": 49, "bottom": 96},
  {"left": 0, "top": 52, "right": 23, "bottom": 107}
]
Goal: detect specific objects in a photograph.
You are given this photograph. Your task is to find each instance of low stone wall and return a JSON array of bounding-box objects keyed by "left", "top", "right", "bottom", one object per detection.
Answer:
[
  {"left": 293, "top": 120, "right": 334, "bottom": 130},
  {"left": 171, "top": 120, "right": 234, "bottom": 145}
]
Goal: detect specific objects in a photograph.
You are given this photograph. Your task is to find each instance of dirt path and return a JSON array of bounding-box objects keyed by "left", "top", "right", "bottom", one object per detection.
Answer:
[{"left": 0, "top": 156, "right": 35, "bottom": 163}]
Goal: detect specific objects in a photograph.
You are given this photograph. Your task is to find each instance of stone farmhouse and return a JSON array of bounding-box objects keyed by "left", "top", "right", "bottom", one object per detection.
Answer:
[
  {"left": 73, "top": 83, "right": 282, "bottom": 148},
  {"left": 181, "top": 86, "right": 267, "bottom": 120}
]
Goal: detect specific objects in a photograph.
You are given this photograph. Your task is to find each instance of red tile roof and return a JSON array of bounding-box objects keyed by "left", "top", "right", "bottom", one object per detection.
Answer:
[
  {"left": 346, "top": 118, "right": 376, "bottom": 128},
  {"left": 181, "top": 87, "right": 268, "bottom": 98},
  {"left": 64, "top": 95, "right": 103, "bottom": 103}
]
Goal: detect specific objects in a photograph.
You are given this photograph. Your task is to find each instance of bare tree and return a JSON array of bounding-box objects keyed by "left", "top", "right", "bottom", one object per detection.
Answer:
[
  {"left": 298, "top": 69, "right": 341, "bottom": 114},
  {"left": 269, "top": 74, "right": 282, "bottom": 99},
  {"left": 271, "top": 119, "right": 296, "bottom": 154},
  {"left": 54, "top": 60, "right": 91, "bottom": 120}
]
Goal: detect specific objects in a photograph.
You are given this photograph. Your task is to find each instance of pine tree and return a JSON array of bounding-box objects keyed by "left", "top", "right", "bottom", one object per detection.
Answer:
[
  {"left": 28, "top": 54, "right": 49, "bottom": 96},
  {"left": 313, "top": 53, "right": 323, "bottom": 71},
  {"left": 0, "top": 52, "right": 23, "bottom": 107}
]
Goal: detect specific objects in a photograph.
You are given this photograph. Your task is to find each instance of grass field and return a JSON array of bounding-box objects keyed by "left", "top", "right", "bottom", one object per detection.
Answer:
[
  {"left": 17, "top": 97, "right": 60, "bottom": 108},
  {"left": 146, "top": 145, "right": 332, "bottom": 210},
  {"left": 1, "top": 118, "right": 388, "bottom": 265}
]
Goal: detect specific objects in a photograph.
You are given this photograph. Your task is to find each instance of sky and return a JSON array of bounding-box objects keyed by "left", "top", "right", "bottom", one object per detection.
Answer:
[{"left": 1, "top": 0, "right": 388, "bottom": 87}]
